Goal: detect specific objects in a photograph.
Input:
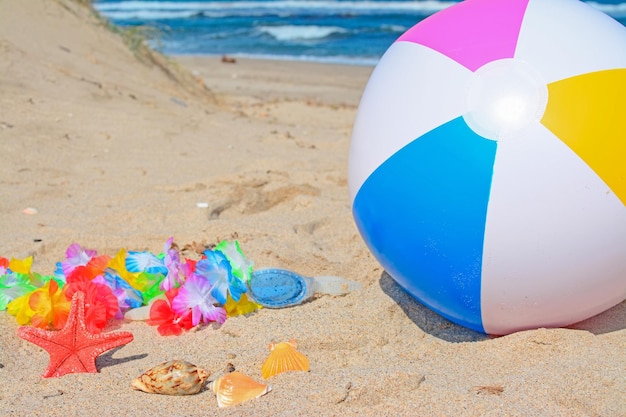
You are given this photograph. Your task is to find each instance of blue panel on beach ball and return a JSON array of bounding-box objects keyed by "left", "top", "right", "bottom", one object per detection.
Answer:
[{"left": 352, "top": 117, "right": 496, "bottom": 332}]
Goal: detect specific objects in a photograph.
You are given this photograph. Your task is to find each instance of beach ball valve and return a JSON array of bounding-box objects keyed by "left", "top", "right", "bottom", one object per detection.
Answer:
[{"left": 348, "top": 0, "right": 626, "bottom": 335}]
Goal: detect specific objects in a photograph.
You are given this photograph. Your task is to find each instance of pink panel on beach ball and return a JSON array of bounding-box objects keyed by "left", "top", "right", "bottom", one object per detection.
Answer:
[{"left": 396, "top": 0, "right": 530, "bottom": 71}]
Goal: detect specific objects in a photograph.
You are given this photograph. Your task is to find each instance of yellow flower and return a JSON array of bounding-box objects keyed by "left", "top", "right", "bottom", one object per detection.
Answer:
[
  {"left": 7, "top": 293, "right": 35, "bottom": 325},
  {"left": 108, "top": 249, "right": 141, "bottom": 289},
  {"left": 225, "top": 293, "right": 261, "bottom": 317},
  {"left": 9, "top": 256, "right": 33, "bottom": 275}
]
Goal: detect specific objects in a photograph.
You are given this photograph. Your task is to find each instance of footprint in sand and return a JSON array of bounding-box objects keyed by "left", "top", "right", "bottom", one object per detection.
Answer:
[{"left": 207, "top": 174, "right": 320, "bottom": 219}]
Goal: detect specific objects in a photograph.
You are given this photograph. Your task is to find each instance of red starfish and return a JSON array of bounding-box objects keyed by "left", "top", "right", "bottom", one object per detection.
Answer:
[{"left": 17, "top": 291, "right": 134, "bottom": 378}]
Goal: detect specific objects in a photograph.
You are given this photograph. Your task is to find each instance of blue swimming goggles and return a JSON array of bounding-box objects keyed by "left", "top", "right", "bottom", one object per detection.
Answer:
[{"left": 247, "top": 268, "right": 361, "bottom": 308}]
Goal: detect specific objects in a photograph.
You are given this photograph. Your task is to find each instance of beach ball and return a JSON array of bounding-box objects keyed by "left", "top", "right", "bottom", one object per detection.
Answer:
[{"left": 349, "top": 0, "right": 626, "bottom": 335}]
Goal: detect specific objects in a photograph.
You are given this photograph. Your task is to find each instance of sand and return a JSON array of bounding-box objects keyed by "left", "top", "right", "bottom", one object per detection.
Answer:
[{"left": 0, "top": 0, "right": 624, "bottom": 416}]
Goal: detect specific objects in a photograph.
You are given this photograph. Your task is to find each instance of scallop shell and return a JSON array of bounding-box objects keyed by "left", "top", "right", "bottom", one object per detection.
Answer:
[
  {"left": 131, "top": 360, "right": 211, "bottom": 395},
  {"left": 261, "top": 339, "right": 310, "bottom": 379},
  {"left": 210, "top": 371, "right": 270, "bottom": 408}
]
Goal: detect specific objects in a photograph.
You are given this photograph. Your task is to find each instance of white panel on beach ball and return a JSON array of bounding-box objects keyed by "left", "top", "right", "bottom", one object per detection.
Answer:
[{"left": 349, "top": 0, "right": 626, "bottom": 335}]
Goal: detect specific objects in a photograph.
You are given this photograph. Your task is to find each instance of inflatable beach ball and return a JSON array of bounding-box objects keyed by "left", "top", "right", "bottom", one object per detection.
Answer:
[{"left": 349, "top": 0, "right": 626, "bottom": 335}]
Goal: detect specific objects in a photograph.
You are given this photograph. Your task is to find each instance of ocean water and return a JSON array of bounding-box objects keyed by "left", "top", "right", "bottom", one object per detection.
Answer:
[{"left": 94, "top": 0, "right": 626, "bottom": 65}]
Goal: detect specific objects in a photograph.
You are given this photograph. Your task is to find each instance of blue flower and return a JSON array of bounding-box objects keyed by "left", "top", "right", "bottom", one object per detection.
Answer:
[
  {"left": 194, "top": 249, "right": 247, "bottom": 305},
  {"left": 126, "top": 251, "right": 168, "bottom": 275}
]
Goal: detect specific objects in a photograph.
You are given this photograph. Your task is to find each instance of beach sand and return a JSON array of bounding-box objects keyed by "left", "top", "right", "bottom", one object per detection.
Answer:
[{"left": 0, "top": 0, "right": 624, "bottom": 416}]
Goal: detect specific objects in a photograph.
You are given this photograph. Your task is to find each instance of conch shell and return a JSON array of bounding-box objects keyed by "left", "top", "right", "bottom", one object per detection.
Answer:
[
  {"left": 210, "top": 371, "right": 270, "bottom": 408},
  {"left": 131, "top": 360, "right": 211, "bottom": 395},
  {"left": 261, "top": 339, "right": 309, "bottom": 379}
]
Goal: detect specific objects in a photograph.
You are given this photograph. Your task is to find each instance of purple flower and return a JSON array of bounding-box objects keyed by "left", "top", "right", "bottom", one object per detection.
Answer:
[
  {"left": 161, "top": 237, "right": 185, "bottom": 291},
  {"left": 61, "top": 243, "right": 97, "bottom": 276},
  {"left": 171, "top": 274, "right": 226, "bottom": 326}
]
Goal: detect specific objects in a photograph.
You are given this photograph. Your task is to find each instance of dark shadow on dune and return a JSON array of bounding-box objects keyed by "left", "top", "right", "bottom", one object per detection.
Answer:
[
  {"left": 97, "top": 346, "right": 148, "bottom": 370},
  {"left": 567, "top": 299, "right": 626, "bottom": 335},
  {"left": 379, "top": 271, "right": 488, "bottom": 343}
]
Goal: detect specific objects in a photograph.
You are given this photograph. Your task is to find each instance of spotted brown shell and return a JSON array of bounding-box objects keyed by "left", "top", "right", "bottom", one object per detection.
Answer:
[{"left": 131, "top": 360, "right": 211, "bottom": 395}]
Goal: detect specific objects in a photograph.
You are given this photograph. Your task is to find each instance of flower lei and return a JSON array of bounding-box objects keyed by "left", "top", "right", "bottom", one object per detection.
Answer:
[{"left": 0, "top": 238, "right": 260, "bottom": 336}]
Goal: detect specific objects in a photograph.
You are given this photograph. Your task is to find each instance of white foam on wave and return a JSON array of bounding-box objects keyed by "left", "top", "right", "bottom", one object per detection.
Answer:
[
  {"left": 380, "top": 24, "right": 407, "bottom": 33},
  {"left": 96, "top": 1, "right": 213, "bottom": 11},
  {"left": 103, "top": 10, "right": 200, "bottom": 20},
  {"left": 258, "top": 25, "right": 346, "bottom": 41},
  {"left": 586, "top": 1, "right": 626, "bottom": 17}
]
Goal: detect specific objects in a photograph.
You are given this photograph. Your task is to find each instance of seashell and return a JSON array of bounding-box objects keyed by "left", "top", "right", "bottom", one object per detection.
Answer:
[
  {"left": 210, "top": 371, "right": 270, "bottom": 408},
  {"left": 131, "top": 360, "right": 211, "bottom": 395},
  {"left": 261, "top": 339, "right": 309, "bottom": 379}
]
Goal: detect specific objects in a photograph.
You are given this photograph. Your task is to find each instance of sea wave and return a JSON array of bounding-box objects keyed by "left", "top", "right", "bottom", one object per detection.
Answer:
[
  {"left": 258, "top": 25, "right": 346, "bottom": 41},
  {"left": 95, "top": 0, "right": 459, "bottom": 17},
  {"left": 95, "top": 0, "right": 626, "bottom": 20},
  {"left": 94, "top": 0, "right": 626, "bottom": 21},
  {"left": 95, "top": 0, "right": 626, "bottom": 63}
]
